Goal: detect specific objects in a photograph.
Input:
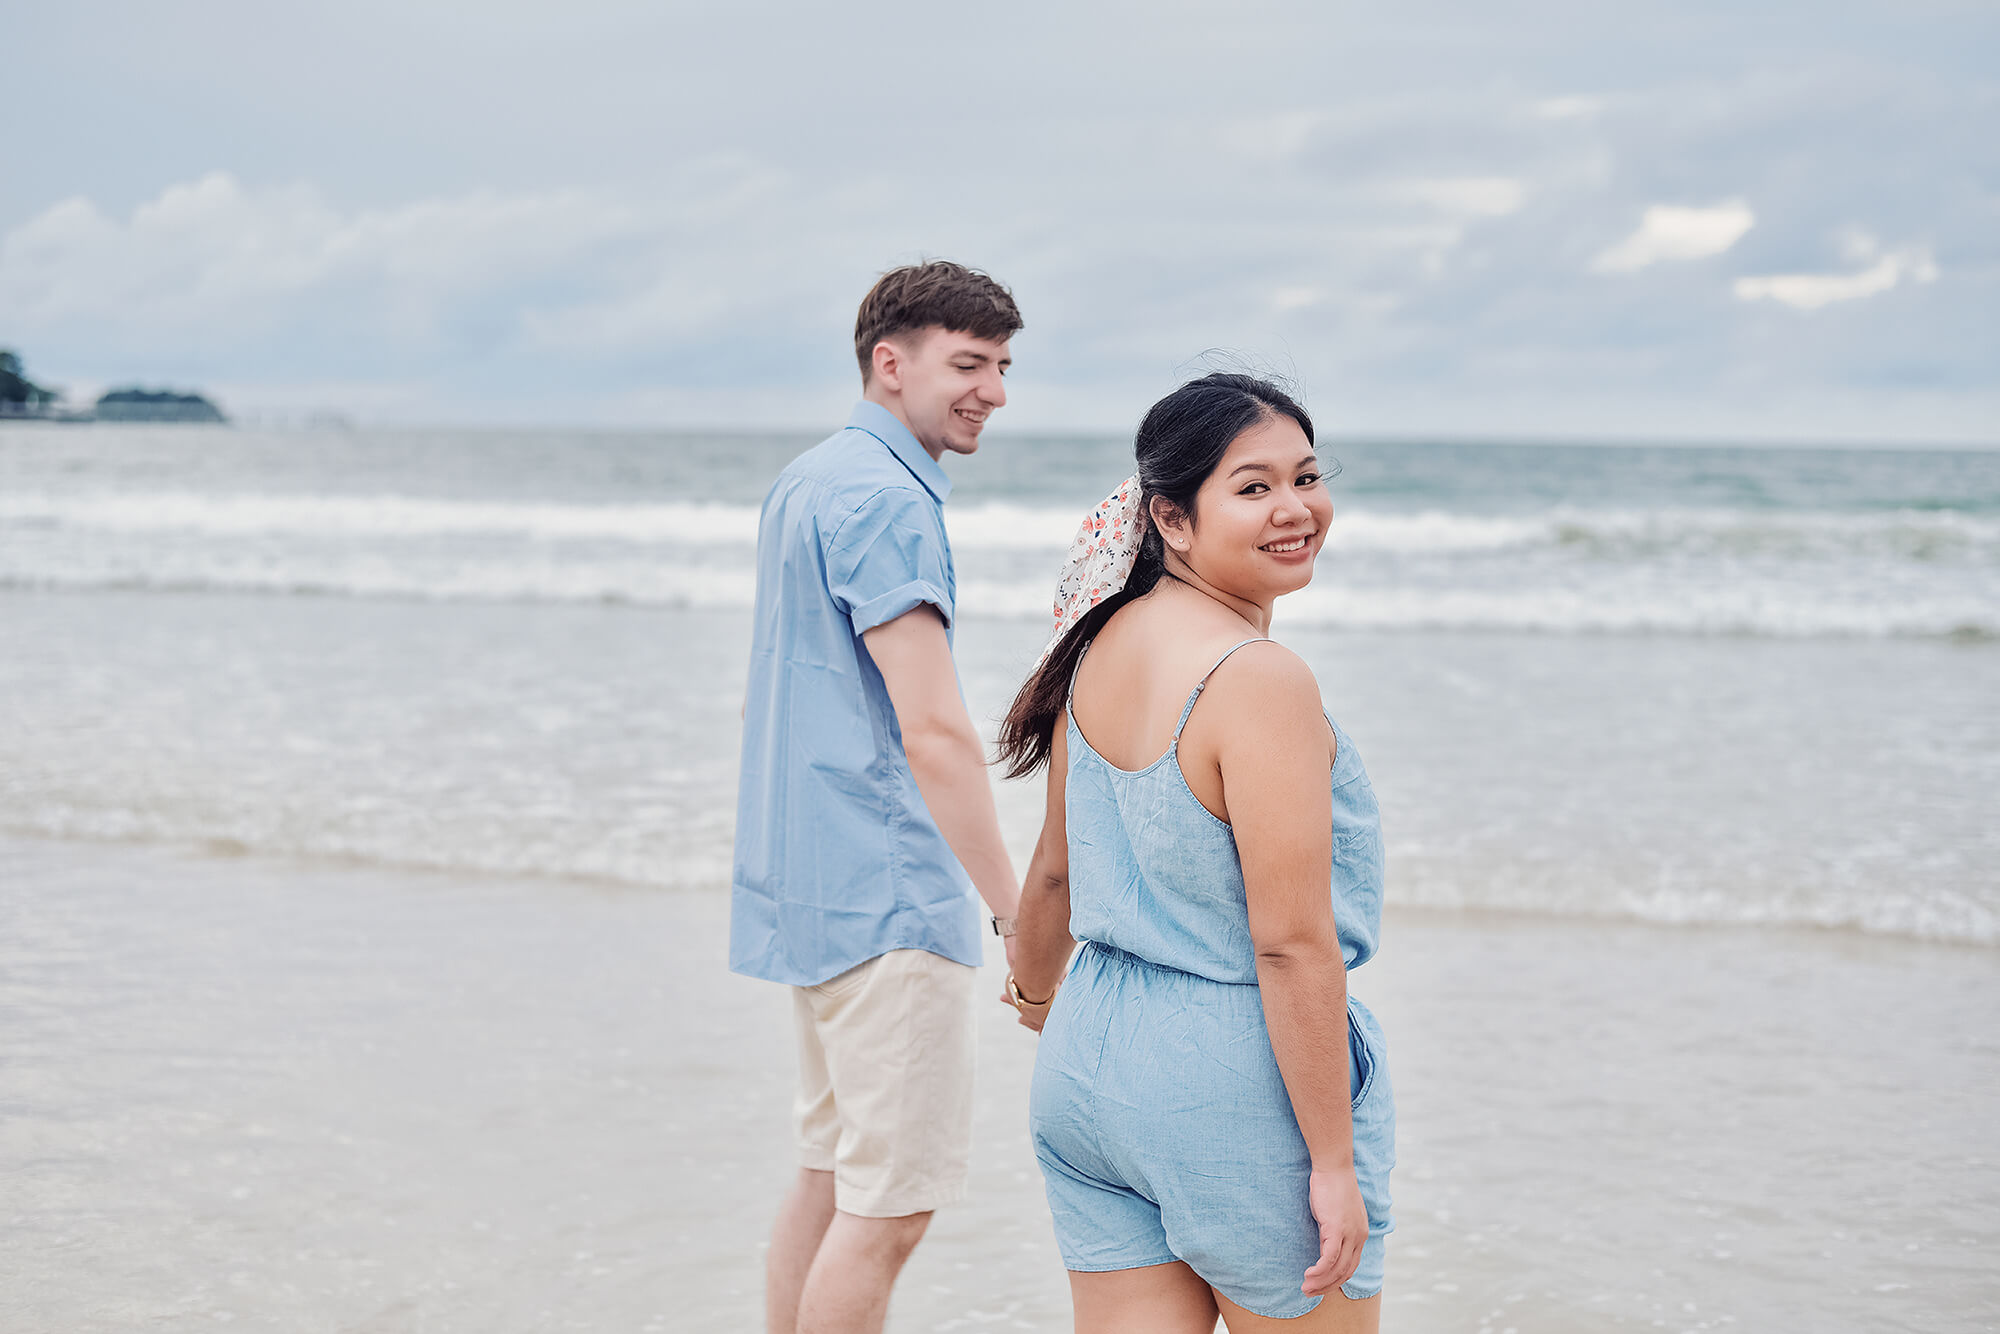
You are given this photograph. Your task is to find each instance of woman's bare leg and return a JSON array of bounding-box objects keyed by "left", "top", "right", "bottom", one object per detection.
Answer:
[
  {"left": 1071, "top": 1261, "right": 1220, "bottom": 1334},
  {"left": 1213, "top": 1287, "right": 1381, "bottom": 1334}
]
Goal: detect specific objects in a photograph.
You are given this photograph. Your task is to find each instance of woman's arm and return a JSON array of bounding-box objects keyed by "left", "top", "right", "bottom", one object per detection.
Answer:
[
  {"left": 1006, "top": 709, "right": 1076, "bottom": 1031},
  {"left": 1210, "top": 645, "right": 1367, "bottom": 1297}
]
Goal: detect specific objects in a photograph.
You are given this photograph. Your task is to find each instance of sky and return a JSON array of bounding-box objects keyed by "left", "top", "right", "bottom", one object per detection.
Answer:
[{"left": 2, "top": 0, "right": 1995, "bottom": 440}]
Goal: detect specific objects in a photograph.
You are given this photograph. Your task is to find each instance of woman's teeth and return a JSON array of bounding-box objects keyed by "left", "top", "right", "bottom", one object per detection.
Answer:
[{"left": 1260, "top": 537, "right": 1309, "bottom": 552}]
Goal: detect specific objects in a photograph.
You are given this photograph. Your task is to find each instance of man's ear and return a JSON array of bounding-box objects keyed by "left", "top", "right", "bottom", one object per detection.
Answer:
[
  {"left": 1149, "top": 495, "right": 1188, "bottom": 551},
  {"left": 870, "top": 340, "right": 904, "bottom": 392}
]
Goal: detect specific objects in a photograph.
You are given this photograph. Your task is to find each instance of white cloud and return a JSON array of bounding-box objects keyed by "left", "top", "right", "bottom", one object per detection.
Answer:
[
  {"left": 1222, "top": 110, "right": 1330, "bottom": 161},
  {"left": 1590, "top": 201, "right": 1756, "bottom": 273},
  {"left": 1534, "top": 96, "right": 1603, "bottom": 120},
  {"left": 0, "top": 171, "right": 650, "bottom": 329},
  {"left": 1271, "top": 285, "right": 1325, "bottom": 313},
  {"left": 1734, "top": 244, "right": 1939, "bottom": 310},
  {"left": 1380, "top": 177, "right": 1527, "bottom": 217}
]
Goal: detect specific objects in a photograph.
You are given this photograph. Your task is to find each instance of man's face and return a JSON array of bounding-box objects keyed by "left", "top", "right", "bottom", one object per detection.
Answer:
[{"left": 881, "top": 329, "right": 1012, "bottom": 459}]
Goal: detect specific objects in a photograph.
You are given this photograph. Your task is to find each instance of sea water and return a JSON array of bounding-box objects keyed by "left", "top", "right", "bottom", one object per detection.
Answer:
[{"left": 3, "top": 423, "right": 1995, "bottom": 942}]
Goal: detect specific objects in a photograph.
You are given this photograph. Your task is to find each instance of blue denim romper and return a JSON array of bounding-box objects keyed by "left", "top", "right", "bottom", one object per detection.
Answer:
[{"left": 1030, "top": 638, "right": 1394, "bottom": 1316}]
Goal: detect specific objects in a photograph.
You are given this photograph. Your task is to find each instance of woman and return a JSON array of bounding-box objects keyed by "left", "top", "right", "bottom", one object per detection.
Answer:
[{"left": 998, "top": 373, "right": 1393, "bottom": 1332}]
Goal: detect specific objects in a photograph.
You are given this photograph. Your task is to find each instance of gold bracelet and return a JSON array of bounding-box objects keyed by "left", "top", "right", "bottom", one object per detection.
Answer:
[{"left": 1007, "top": 974, "right": 1054, "bottom": 1010}]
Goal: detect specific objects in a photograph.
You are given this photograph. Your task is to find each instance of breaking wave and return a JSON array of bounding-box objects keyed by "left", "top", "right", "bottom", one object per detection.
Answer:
[{"left": 4, "top": 490, "right": 1995, "bottom": 638}]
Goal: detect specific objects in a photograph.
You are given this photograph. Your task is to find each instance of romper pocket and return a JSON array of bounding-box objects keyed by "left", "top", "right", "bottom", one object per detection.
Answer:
[{"left": 1348, "top": 1010, "right": 1375, "bottom": 1108}]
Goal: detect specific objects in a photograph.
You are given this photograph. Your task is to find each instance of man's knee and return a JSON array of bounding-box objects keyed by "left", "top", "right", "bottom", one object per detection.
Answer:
[{"left": 836, "top": 1208, "right": 932, "bottom": 1264}]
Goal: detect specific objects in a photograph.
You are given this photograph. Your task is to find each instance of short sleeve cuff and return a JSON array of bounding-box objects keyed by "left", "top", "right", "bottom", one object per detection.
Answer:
[{"left": 849, "top": 580, "right": 953, "bottom": 636}]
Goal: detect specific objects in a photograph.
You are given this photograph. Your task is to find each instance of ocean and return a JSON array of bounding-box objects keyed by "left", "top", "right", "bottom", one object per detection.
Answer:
[
  {"left": 3, "top": 421, "right": 1998, "bottom": 1332},
  {"left": 3, "top": 424, "right": 1996, "bottom": 939}
]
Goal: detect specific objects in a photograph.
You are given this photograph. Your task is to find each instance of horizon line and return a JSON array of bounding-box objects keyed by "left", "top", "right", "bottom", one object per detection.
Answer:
[{"left": 6, "top": 416, "right": 1996, "bottom": 453}]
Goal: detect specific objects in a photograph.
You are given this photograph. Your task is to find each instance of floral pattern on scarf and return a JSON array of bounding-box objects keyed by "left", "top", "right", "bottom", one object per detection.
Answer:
[{"left": 1036, "top": 473, "right": 1144, "bottom": 669}]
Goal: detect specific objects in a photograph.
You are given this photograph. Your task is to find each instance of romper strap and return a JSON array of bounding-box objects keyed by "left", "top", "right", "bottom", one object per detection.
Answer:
[
  {"left": 1172, "top": 638, "right": 1273, "bottom": 739},
  {"left": 1065, "top": 638, "right": 1094, "bottom": 707}
]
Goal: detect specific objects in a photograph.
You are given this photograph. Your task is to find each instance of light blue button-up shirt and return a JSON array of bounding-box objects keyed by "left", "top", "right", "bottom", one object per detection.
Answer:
[{"left": 730, "top": 401, "right": 983, "bottom": 986}]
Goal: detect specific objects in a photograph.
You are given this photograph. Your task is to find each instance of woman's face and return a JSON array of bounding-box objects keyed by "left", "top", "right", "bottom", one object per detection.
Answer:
[{"left": 1161, "top": 413, "right": 1331, "bottom": 602}]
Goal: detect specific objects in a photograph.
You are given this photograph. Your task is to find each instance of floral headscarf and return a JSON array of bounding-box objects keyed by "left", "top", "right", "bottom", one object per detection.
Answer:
[{"left": 1035, "top": 473, "right": 1145, "bottom": 669}]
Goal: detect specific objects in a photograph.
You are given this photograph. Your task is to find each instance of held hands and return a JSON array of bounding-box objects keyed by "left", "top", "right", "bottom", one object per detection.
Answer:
[
  {"left": 999, "top": 934, "right": 1058, "bottom": 1031},
  {"left": 1000, "top": 973, "right": 1057, "bottom": 1032},
  {"left": 1301, "top": 1166, "right": 1369, "bottom": 1298}
]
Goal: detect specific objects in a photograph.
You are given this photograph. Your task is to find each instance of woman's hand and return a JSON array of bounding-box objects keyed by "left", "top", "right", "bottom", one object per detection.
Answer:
[
  {"left": 1001, "top": 975, "right": 1058, "bottom": 1032},
  {"left": 1300, "top": 1167, "right": 1368, "bottom": 1298}
]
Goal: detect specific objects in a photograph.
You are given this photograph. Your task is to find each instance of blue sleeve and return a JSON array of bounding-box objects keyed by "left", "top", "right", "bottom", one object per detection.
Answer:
[{"left": 825, "top": 488, "right": 953, "bottom": 635}]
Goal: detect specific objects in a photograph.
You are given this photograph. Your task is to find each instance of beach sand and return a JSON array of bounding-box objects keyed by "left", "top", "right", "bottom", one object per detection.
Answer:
[{"left": 5, "top": 834, "right": 1995, "bottom": 1332}]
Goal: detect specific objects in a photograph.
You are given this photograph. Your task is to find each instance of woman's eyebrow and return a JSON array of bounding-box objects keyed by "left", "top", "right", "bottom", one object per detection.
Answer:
[{"left": 1227, "top": 453, "right": 1317, "bottom": 478}]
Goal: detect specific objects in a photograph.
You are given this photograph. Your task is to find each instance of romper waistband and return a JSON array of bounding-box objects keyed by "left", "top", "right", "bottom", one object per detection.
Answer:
[{"left": 1079, "top": 939, "right": 1258, "bottom": 986}]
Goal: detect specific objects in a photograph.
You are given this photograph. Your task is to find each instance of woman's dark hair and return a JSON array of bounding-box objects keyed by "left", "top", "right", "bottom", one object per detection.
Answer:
[{"left": 995, "top": 372, "right": 1315, "bottom": 779}]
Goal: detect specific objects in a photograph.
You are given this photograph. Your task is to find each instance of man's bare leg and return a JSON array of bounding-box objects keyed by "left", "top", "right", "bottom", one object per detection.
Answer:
[
  {"left": 766, "top": 1168, "right": 837, "bottom": 1334},
  {"left": 795, "top": 1209, "right": 933, "bottom": 1334}
]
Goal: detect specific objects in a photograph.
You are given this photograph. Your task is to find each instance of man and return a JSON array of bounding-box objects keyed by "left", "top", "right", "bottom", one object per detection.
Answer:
[{"left": 731, "top": 261, "right": 1025, "bottom": 1334}]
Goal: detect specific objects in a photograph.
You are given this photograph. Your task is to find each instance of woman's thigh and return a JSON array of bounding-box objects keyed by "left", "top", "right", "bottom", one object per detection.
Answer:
[
  {"left": 1071, "top": 1261, "right": 1220, "bottom": 1334},
  {"left": 1214, "top": 1288, "right": 1381, "bottom": 1334}
]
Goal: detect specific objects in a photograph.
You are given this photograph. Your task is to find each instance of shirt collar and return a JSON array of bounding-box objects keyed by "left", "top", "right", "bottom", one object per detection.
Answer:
[{"left": 847, "top": 400, "right": 952, "bottom": 503}]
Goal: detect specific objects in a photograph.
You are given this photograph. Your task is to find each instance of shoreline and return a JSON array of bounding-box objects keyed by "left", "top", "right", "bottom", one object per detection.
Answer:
[
  {"left": 4, "top": 833, "right": 1995, "bottom": 1332},
  {"left": 4, "top": 823, "right": 1993, "bottom": 955}
]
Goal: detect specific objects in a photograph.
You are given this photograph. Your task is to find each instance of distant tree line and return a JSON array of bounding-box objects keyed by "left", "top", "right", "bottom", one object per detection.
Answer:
[
  {"left": 0, "top": 349, "right": 58, "bottom": 411},
  {"left": 0, "top": 348, "right": 227, "bottom": 422},
  {"left": 94, "top": 388, "right": 228, "bottom": 423}
]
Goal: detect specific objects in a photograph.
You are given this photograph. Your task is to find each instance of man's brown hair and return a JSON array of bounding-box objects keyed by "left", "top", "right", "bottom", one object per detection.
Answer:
[{"left": 853, "top": 260, "right": 1023, "bottom": 383}]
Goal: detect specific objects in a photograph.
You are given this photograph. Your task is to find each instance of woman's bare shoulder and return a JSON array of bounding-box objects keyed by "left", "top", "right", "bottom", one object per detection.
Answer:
[{"left": 1202, "top": 638, "right": 1322, "bottom": 714}]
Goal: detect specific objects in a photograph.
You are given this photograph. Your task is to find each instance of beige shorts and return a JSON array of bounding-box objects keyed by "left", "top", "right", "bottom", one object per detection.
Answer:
[{"left": 792, "top": 947, "right": 977, "bottom": 1218}]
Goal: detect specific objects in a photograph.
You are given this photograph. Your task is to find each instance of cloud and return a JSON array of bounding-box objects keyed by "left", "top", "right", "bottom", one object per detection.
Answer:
[
  {"left": 1378, "top": 177, "right": 1527, "bottom": 217},
  {"left": 0, "top": 171, "right": 646, "bottom": 330},
  {"left": 1271, "top": 285, "right": 1326, "bottom": 313},
  {"left": 1590, "top": 201, "right": 1757, "bottom": 273},
  {"left": 1534, "top": 96, "right": 1603, "bottom": 121},
  {"left": 1734, "top": 241, "right": 1939, "bottom": 310},
  {"left": 2, "top": 3, "right": 1994, "bottom": 441}
]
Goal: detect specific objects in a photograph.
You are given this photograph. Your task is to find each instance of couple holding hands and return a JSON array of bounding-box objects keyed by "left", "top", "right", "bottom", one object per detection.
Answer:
[{"left": 731, "top": 261, "right": 1393, "bottom": 1334}]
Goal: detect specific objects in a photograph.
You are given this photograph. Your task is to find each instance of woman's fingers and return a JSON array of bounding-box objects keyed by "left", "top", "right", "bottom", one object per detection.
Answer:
[
  {"left": 1000, "top": 991, "right": 1051, "bottom": 1032},
  {"left": 1300, "top": 1230, "right": 1341, "bottom": 1294},
  {"left": 1303, "top": 1168, "right": 1369, "bottom": 1295},
  {"left": 1301, "top": 1225, "right": 1365, "bottom": 1295},
  {"left": 1333, "top": 1229, "right": 1362, "bottom": 1287}
]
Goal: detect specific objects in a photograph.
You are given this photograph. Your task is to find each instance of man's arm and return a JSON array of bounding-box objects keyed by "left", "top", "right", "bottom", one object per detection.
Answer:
[{"left": 862, "top": 606, "right": 1022, "bottom": 940}]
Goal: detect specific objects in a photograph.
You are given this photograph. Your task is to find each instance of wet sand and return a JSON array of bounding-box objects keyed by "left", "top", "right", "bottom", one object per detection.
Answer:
[{"left": 3, "top": 834, "right": 1996, "bottom": 1332}]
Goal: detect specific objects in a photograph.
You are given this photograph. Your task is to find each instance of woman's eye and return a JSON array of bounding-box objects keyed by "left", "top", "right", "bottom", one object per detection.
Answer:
[
  {"left": 1239, "top": 483, "right": 1268, "bottom": 495},
  {"left": 1298, "top": 472, "right": 1321, "bottom": 486}
]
